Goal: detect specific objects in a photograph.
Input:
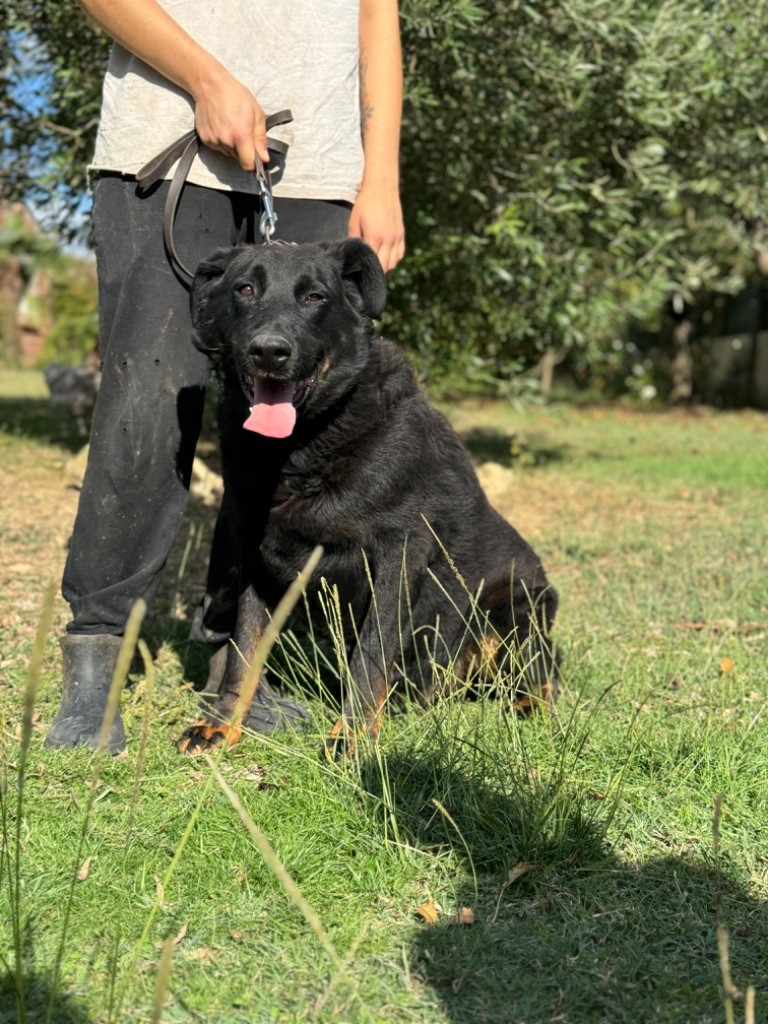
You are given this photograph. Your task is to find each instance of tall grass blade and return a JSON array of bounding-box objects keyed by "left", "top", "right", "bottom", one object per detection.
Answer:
[
  {"left": 46, "top": 598, "right": 146, "bottom": 1024},
  {"left": 718, "top": 923, "right": 738, "bottom": 1024},
  {"left": 745, "top": 986, "right": 755, "bottom": 1024},
  {"left": 7, "top": 583, "right": 56, "bottom": 1022},
  {"left": 96, "top": 601, "right": 146, "bottom": 756},
  {"left": 117, "top": 549, "right": 324, "bottom": 1015},
  {"left": 125, "top": 639, "right": 155, "bottom": 848},
  {"left": 204, "top": 754, "right": 340, "bottom": 964},
  {"left": 150, "top": 935, "right": 175, "bottom": 1024},
  {"left": 432, "top": 798, "right": 478, "bottom": 901},
  {"left": 119, "top": 772, "right": 218, "bottom": 1012},
  {"left": 311, "top": 923, "right": 368, "bottom": 1021},
  {"left": 230, "top": 546, "right": 324, "bottom": 735},
  {"left": 19, "top": 583, "right": 56, "bottom": 773}
]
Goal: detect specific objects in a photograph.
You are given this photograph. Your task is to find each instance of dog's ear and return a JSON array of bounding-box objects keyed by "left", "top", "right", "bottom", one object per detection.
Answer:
[
  {"left": 190, "top": 248, "right": 232, "bottom": 356},
  {"left": 190, "top": 247, "right": 231, "bottom": 326},
  {"left": 326, "top": 238, "right": 387, "bottom": 319}
]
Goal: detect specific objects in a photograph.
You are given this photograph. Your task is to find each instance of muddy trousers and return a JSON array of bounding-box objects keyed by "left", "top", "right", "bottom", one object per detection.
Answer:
[{"left": 62, "top": 175, "right": 350, "bottom": 637}]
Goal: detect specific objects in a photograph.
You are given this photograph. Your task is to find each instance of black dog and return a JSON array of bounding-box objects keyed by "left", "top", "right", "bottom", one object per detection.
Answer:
[{"left": 179, "top": 238, "right": 558, "bottom": 754}]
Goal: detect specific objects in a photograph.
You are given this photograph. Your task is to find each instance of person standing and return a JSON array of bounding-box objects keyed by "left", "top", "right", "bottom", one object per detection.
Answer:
[{"left": 46, "top": 0, "right": 404, "bottom": 753}]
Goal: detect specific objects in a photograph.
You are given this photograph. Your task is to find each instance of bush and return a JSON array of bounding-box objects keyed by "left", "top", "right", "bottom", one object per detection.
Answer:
[
  {"left": 6, "top": 1, "right": 768, "bottom": 390},
  {"left": 42, "top": 256, "right": 99, "bottom": 365},
  {"left": 393, "top": 0, "right": 768, "bottom": 387}
]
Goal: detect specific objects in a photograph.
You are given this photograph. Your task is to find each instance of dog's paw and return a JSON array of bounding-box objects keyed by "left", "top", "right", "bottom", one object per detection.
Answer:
[
  {"left": 178, "top": 720, "right": 242, "bottom": 755},
  {"left": 325, "top": 718, "right": 357, "bottom": 761},
  {"left": 511, "top": 680, "right": 556, "bottom": 716},
  {"left": 325, "top": 715, "right": 384, "bottom": 761}
]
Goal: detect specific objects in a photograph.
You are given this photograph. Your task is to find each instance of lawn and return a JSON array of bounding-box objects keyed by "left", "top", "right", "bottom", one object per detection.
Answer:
[{"left": 1, "top": 368, "right": 767, "bottom": 1024}]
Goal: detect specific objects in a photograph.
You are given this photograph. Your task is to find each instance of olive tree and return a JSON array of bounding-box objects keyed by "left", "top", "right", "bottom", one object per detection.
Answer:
[
  {"left": 395, "top": 0, "right": 768, "bottom": 389},
  {"left": 5, "top": 0, "right": 767, "bottom": 393}
]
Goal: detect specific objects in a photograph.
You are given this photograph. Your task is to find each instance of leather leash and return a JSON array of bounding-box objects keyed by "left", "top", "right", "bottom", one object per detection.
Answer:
[{"left": 136, "top": 109, "right": 293, "bottom": 284}]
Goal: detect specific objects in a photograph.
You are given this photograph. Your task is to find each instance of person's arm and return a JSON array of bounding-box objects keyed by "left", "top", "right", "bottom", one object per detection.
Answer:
[
  {"left": 349, "top": 0, "right": 405, "bottom": 272},
  {"left": 78, "top": 0, "right": 269, "bottom": 169}
]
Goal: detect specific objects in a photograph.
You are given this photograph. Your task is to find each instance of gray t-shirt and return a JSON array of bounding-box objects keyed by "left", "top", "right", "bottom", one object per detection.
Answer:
[{"left": 91, "top": 0, "right": 365, "bottom": 202}]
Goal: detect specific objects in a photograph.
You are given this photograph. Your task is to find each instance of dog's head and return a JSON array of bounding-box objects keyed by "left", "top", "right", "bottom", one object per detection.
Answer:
[{"left": 190, "top": 239, "right": 387, "bottom": 438}]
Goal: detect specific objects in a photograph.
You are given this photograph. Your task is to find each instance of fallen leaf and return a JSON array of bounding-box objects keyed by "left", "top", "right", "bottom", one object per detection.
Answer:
[
  {"left": 190, "top": 947, "right": 214, "bottom": 964},
  {"left": 447, "top": 907, "right": 476, "bottom": 926},
  {"left": 77, "top": 857, "right": 92, "bottom": 881},
  {"left": 507, "top": 862, "right": 542, "bottom": 885},
  {"left": 720, "top": 657, "right": 735, "bottom": 674},
  {"left": 236, "top": 764, "right": 276, "bottom": 788},
  {"left": 416, "top": 900, "right": 440, "bottom": 924},
  {"left": 674, "top": 620, "right": 768, "bottom": 636},
  {"left": 155, "top": 922, "right": 188, "bottom": 949}
]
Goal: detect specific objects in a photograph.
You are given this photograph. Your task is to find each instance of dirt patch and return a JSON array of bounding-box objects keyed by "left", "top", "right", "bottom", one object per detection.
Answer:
[
  {"left": 0, "top": 444, "right": 80, "bottom": 640},
  {"left": 0, "top": 438, "right": 219, "bottom": 662},
  {"left": 0, "top": 442, "right": 724, "bottom": 639},
  {"left": 0, "top": 380, "right": 757, "bottom": 674}
]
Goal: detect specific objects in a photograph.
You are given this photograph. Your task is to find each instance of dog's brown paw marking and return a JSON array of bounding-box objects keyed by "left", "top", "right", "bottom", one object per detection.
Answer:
[
  {"left": 325, "top": 717, "right": 356, "bottom": 761},
  {"left": 178, "top": 721, "right": 242, "bottom": 755},
  {"left": 512, "top": 682, "right": 554, "bottom": 716},
  {"left": 325, "top": 711, "right": 385, "bottom": 761}
]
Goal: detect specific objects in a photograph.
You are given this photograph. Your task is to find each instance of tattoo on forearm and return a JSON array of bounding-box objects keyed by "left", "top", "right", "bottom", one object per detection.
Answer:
[{"left": 360, "top": 59, "right": 374, "bottom": 135}]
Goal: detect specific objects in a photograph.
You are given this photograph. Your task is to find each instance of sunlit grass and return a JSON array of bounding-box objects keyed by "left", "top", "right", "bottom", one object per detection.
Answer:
[{"left": 1, "top": 372, "right": 766, "bottom": 1022}]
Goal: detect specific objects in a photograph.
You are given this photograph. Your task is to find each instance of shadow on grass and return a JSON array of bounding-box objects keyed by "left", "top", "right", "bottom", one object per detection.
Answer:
[
  {"left": 0, "top": 969, "right": 92, "bottom": 1024},
  {"left": 361, "top": 743, "right": 606, "bottom": 873},
  {"left": 408, "top": 856, "right": 765, "bottom": 1024},
  {"left": 460, "top": 426, "right": 568, "bottom": 468},
  {"left": 359, "top": 741, "right": 765, "bottom": 1024},
  {"left": 0, "top": 397, "right": 86, "bottom": 454}
]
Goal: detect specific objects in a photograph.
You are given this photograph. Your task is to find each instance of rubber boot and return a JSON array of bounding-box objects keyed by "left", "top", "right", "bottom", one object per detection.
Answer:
[
  {"left": 201, "top": 642, "right": 310, "bottom": 734},
  {"left": 245, "top": 676, "right": 310, "bottom": 735},
  {"left": 44, "top": 635, "right": 126, "bottom": 754},
  {"left": 202, "top": 642, "right": 228, "bottom": 695}
]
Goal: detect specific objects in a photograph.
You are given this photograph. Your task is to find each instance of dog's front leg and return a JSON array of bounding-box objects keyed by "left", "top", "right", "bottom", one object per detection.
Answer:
[
  {"left": 327, "top": 542, "right": 427, "bottom": 759},
  {"left": 179, "top": 583, "right": 270, "bottom": 754},
  {"left": 327, "top": 613, "right": 391, "bottom": 759}
]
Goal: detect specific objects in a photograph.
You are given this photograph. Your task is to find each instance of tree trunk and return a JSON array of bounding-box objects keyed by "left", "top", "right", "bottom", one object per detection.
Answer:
[
  {"left": 749, "top": 249, "right": 768, "bottom": 407},
  {"left": 530, "top": 345, "right": 571, "bottom": 396},
  {"left": 669, "top": 314, "right": 694, "bottom": 404}
]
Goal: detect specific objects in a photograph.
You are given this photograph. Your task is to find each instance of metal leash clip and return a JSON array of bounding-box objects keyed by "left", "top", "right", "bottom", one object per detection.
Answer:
[
  {"left": 256, "top": 163, "right": 278, "bottom": 242},
  {"left": 136, "top": 109, "right": 293, "bottom": 280}
]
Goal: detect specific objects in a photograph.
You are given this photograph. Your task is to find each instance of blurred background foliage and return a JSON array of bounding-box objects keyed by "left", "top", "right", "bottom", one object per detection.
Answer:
[{"left": 3, "top": 0, "right": 768, "bottom": 402}]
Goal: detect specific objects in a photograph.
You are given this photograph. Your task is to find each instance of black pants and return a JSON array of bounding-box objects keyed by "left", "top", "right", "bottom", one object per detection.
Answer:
[{"left": 62, "top": 176, "right": 350, "bottom": 637}]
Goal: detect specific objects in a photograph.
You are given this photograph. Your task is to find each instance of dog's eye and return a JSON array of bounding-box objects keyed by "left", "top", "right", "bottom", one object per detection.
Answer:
[
  {"left": 303, "top": 292, "right": 326, "bottom": 305},
  {"left": 236, "top": 283, "right": 255, "bottom": 298}
]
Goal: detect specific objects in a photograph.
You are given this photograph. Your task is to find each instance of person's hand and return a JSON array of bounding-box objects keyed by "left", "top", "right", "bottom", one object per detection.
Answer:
[
  {"left": 348, "top": 182, "right": 405, "bottom": 272},
  {"left": 193, "top": 67, "right": 269, "bottom": 171}
]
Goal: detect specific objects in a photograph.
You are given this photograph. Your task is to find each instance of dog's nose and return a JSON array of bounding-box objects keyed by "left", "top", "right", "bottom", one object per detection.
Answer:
[{"left": 248, "top": 335, "right": 292, "bottom": 371}]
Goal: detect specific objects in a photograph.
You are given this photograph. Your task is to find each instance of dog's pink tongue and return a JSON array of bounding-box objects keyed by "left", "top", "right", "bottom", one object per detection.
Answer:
[{"left": 243, "top": 380, "right": 297, "bottom": 438}]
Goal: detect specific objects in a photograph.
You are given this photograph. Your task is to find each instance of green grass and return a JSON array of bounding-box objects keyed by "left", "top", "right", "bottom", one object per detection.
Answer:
[{"left": 1, "top": 370, "right": 767, "bottom": 1023}]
